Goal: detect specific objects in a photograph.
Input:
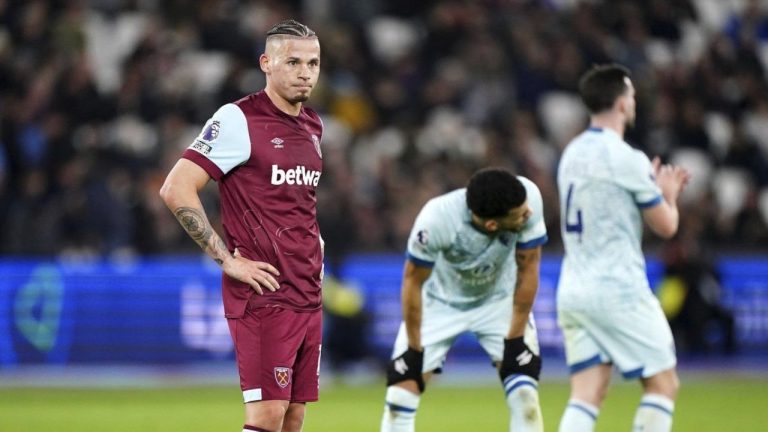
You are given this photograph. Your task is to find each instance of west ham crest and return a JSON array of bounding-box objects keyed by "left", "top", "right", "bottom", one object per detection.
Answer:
[
  {"left": 311, "top": 134, "right": 322, "bottom": 158},
  {"left": 274, "top": 367, "right": 292, "bottom": 388}
]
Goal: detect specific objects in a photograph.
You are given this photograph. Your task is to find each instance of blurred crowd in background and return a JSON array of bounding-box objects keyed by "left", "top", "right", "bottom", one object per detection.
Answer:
[{"left": 2, "top": 0, "right": 768, "bottom": 265}]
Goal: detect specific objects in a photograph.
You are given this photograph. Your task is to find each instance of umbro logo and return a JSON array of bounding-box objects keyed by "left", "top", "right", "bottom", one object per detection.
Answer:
[
  {"left": 516, "top": 350, "right": 533, "bottom": 366},
  {"left": 394, "top": 358, "right": 408, "bottom": 375},
  {"left": 271, "top": 137, "right": 284, "bottom": 148}
]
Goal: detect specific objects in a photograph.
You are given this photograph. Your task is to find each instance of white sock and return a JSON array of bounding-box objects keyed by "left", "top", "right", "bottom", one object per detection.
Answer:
[
  {"left": 632, "top": 393, "right": 674, "bottom": 432},
  {"left": 381, "top": 386, "right": 420, "bottom": 432},
  {"left": 559, "top": 399, "right": 599, "bottom": 432},
  {"left": 503, "top": 374, "right": 543, "bottom": 432}
]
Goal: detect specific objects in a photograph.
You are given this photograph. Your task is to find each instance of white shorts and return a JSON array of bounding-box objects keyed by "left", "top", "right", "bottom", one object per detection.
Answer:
[
  {"left": 390, "top": 295, "right": 540, "bottom": 373},
  {"left": 558, "top": 294, "right": 676, "bottom": 379}
]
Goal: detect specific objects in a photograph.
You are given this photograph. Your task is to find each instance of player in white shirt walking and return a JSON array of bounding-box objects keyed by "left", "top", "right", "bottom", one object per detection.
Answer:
[
  {"left": 556, "top": 64, "right": 691, "bottom": 432},
  {"left": 380, "top": 167, "right": 549, "bottom": 432}
]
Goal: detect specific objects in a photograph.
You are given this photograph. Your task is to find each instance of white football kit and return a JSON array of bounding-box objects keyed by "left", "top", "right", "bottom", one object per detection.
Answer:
[
  {"left": 556, "top": 127, "right": 676, "bottom": 378},
  {"left": 390, "top": 177, "right": 548, "bottom": 372}
]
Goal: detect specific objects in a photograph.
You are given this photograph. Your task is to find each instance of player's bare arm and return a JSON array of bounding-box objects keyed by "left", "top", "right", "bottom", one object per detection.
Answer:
[
  {"left": 509, "top": 246, "right": 541, "bottom": 339},
  {"left": 643, "top": 156, "right": 692, "bottom": 239},
  {"left": 498, "top": 245, "right": 543, "bottom": 382},
  {"left": 173, "top": 206, "right": 231, "bottom": 264},
  {"left": 385, "top": 260, "right": 433, "bottom": 394},
  {"left": 159, "top": 159, "right": 280, "bottom": 294},
  {"left": 402, "top": 260, "right": 433, "bottom": 350}
]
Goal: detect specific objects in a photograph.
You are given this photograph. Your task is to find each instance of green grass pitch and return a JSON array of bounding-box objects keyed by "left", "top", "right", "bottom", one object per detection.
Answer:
[{"left": 1, "top": 376, "right": 766, "bottom": 431}]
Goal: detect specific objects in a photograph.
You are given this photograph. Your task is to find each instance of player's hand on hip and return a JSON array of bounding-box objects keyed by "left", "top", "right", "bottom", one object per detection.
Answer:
[
  {"left": 222, "top": 248, "right": 281, "bottom": 295},
  {"left": 386, "top": 347, "right": 426, "bottom": 393},
  {"left": 499, "top": 337, "right": 542, "bottom": 381}
]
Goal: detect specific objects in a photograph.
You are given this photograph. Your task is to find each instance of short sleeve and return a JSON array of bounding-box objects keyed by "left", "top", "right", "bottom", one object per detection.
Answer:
[
  {"left": 516, "top": 177, "right": 548, "bottom": 249},
  {"left": 405, "top": 199, "right": 451, "bottom": 267},
  {"left": 182, "top": 103, "right": 250, "bottom": 180},
  {"left": 613, "top": 149, "right": 663, "bottom": 208}
]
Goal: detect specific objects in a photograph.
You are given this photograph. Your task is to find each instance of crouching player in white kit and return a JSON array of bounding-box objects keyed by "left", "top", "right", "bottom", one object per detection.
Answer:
[
  {"left": 556, "top": 64, "right": 691, "bottom": 432},
  {"left": 380, "top": 167, "right": 549, "bottom": 432}
]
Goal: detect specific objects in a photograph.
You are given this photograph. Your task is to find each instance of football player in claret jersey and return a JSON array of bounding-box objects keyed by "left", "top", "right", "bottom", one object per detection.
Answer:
[
  {"left": 556, "top": 64, "right": 691, "bottom": 432},
  {"left": 381, "top": 167, "right": 548, "bottom": 432},
  {"left": 160, "top": 20, "right": 324, "bottom": 432}
]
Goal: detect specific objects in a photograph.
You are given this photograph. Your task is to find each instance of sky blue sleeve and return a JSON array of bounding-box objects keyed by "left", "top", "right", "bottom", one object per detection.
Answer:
[
  {"left": 406, "top": 199, "right": 449, "bottom": 267},
  {"left": 613, "top": 148, "right": 663, "bottom": 208},
  {"left": 186, "top": 103, "right": 251, "bottom": 176},
  {"left": 517, "top": 177, "right": 548, "bottom": 249}
]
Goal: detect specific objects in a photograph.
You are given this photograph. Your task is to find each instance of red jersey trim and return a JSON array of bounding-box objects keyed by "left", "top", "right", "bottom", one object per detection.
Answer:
[{"left": 182, "top": 149, "right": 226, "bottom": 181}]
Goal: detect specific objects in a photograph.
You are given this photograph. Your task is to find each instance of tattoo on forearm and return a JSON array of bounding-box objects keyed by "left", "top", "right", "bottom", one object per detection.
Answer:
[
  {"left": 175, "top": 207, "right": 211, "bottom": 243},
  {"left": 210, "top": 237, "right": 229, "bottom": 265},
  {"left": 174, "top": 207, "right": 229, "bottom": 264}
]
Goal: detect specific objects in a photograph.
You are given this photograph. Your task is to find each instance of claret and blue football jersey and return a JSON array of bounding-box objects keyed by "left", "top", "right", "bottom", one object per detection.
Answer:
[{"left": 183, "top": 91, "right": 324, "bottom": 316}]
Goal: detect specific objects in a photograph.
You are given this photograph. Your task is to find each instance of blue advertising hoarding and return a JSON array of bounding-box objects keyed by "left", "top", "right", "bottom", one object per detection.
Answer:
[{"left": 0, "top": 255, "right": 766, "bottom": 366}]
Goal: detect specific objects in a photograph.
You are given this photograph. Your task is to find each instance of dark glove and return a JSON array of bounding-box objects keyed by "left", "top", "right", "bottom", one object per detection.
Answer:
[
  {"left": 499, "top": 337, "right": 541, "bottom": 381},
  {"left": 386, "top": 347, "right": 425, "bottom": 392}
]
